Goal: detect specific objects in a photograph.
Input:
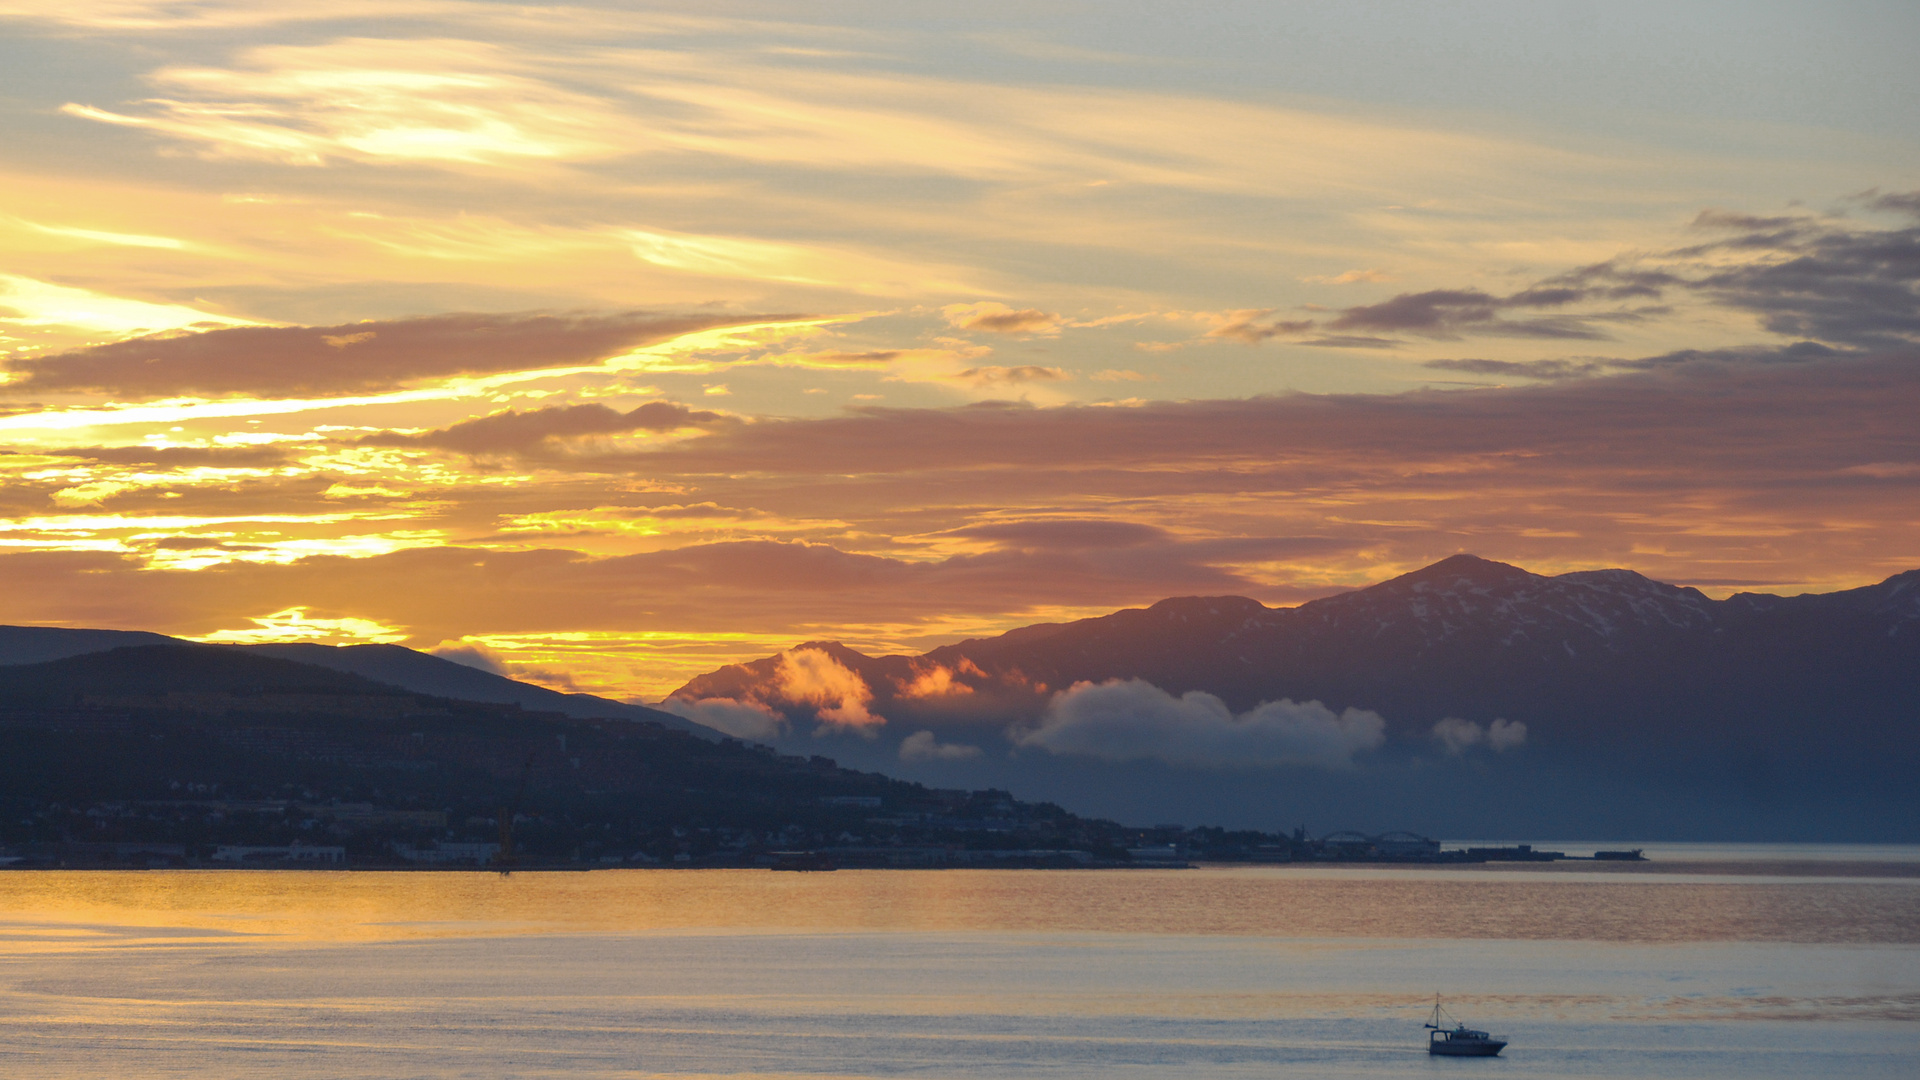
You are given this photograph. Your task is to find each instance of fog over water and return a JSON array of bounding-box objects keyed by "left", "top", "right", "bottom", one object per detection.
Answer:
[{"left": 0, "top": 861, "right": 1914, "bottom": 1079}]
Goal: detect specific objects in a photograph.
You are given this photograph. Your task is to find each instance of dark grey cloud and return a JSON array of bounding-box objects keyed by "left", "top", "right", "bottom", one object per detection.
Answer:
[
  {"left": 1571, "top": 196, "right": 1920, "bottom": 352},
  {"left": 0, "top": 311, "right": 792, "bottom": 401},
  {"left": 1333, "top": 290, "right": 1500, "bottom": 333},
  {"left": 1615, "top": 341, "right": 1851, "bottom": 369},
  {"left": 1693, "top": 235, "right": 1920, "bottom": 350},
  {"left": 1306, "top": 194, "right": 1920, "bottom": 356},
  {"left": 1861, "top": 189, "right": 1920, "bottom": 218},
  {"left": 1425, "top": 340, "right": 1851, "bottom": 384},
  {"left": 1327, "top": 288, "right": 1621, "bottom": 341},
  {"left": 1689, "top": 209, "right": 1809, "bottom": 233},
  {"left": 360, "top": 401, "right": 732, "bottom": 456}
]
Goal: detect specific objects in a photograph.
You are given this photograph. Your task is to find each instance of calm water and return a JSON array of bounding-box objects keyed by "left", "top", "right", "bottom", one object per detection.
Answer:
[{"left": 0, "top": 859, "right": 1915, "bottom": 1079}]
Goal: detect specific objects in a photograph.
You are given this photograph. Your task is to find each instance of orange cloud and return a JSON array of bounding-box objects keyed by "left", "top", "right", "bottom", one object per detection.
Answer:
[
  {"left": 895, "top": 658, "right": 984, "bottom": 699},
  {"left": 942, "top": 302, "right": 1061, "bottom": 335},
  {"left": 774, "top": 646, "right": 884, "bottom": 731}
]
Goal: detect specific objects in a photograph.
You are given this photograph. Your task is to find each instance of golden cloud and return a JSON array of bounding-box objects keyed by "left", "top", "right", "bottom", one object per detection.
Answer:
[{"left": 942, "top": 302, "right": 1061, "bottom": 335}]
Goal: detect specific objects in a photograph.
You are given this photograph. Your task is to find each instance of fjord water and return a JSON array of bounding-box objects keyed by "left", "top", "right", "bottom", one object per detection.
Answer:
[{"left": 0, "top": 860, "right": 1915, "bottom": 1079}]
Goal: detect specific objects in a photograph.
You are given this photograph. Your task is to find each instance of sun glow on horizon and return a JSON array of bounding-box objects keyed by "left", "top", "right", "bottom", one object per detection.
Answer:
[{"left": 189, "top": 606, "right": 409, "bottom": 645}]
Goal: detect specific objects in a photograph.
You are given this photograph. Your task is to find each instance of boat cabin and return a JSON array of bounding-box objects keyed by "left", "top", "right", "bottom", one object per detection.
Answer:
[{"left": 1424, "top": 1001, "right": 1508, "bottom": 1056}]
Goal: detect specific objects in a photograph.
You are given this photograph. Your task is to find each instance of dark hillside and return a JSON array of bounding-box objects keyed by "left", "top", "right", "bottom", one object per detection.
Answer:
[
  {"left": 0, "top": 625, "right": 180, "bottom": 667},
  {"left": 0, "top": 644, "right": 397, "bottom": 705},
  {"left": 240, "top": 642, "right": 709, "bottom": 735},
  {"left": 0, "top": 645, "right": 1157, "bottom": 867},
  {"left": 0, "top": 626, "right": 717, "bottom": 738}
]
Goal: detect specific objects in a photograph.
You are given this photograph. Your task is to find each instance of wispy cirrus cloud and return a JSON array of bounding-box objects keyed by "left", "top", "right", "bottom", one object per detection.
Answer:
[
  {"left": 623, "top": 229, "right": 984, "bottom": 296},
  {"left": 0, "top": 1, "right": 475, "bottom": 31},
  {"left": 0, "top": 274, "right": 252, "bottom": 338},
  {"left": 63, "top": 37, "right": 635, "bottom": 168}
]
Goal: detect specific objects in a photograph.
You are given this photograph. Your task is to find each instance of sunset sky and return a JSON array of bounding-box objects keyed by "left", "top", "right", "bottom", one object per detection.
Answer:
[{"left": 1, "top": 1, "right": 1916, "bottom": 701}]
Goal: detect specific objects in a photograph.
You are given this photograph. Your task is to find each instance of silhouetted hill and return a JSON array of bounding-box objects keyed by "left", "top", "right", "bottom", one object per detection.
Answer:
[
  {"left": 0, "top": 644, "right": 1154, "bottom": 867},
  {"left": 0, "top": 626, "right": 715, "bottom": 738},
  {"left": 241, "top": 643, "right": 707, "bottom": 736},
  {"left": 0, "top": 625, "right": 179, "bottom": 667},
  {"left": 0, "top": 644, "right": 394, "bottom": 705}
]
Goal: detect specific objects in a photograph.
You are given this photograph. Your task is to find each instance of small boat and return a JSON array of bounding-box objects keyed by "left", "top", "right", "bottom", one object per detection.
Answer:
[{"left": 1425, "top": 998, "right": 1507, "bottom": 1057}]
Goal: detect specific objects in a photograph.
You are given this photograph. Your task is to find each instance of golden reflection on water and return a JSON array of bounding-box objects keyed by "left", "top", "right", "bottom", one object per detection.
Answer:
[
  {"left": 0, "top": 866, "right": 1915, "bottom": 947},
  {"left": 0, "top": 871, "right": 1915, "bottom": 1080}
]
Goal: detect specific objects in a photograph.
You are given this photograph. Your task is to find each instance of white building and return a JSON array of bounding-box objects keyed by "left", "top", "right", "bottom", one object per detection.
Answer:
[
  {"left": 395, "top": 841, "right": 501, "bottom": 865},
  {"left": 211, "top": 843, "right": 346, "bottom": 864}
]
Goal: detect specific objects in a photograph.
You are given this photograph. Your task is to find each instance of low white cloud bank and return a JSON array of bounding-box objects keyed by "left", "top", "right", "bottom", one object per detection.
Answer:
[
  {"left": 1015, "top": 679, "right": 1386, "bottom": 770},
  {"left": 899, "top": 730, "right": 984, "bottom": 761},
  {"left": 1432, "top": 716, "right": 1527, "bottom": 754},
  {"left": 659, "top": 696, "right": 787, "bottom": 741}
]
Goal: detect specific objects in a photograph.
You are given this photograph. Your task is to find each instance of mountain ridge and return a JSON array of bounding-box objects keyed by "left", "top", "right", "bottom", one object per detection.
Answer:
[
  {"left": 664, "top": 555, "right": 1920, "bottom": 836},
  {"left": 674, "top": 555, "right": 1920, "bottom": 727}
]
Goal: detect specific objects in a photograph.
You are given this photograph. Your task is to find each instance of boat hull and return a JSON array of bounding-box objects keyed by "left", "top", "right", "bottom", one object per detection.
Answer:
[{"left": 1430, "top": 1040, "right": 1506, "bottom": 1057}]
